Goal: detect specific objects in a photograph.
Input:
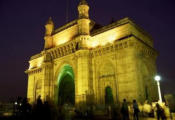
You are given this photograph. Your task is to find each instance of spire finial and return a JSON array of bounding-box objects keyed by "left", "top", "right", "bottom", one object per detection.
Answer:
[
  {"left": 46, "top": 17, "right": 53, "bottom": 25},
  {"left": 78, "top": 0, "right": 89, "bottom": 19},
  {"left": 79, "top": 0, "right": 88, "bottom": 6}
]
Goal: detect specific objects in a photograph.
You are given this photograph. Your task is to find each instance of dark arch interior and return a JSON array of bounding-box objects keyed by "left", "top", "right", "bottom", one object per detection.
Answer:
[
  {"left": 58, "top": 74, "right": 75, "bottom": 105},
  {"left": 105, "top": 86, "right": 114, "bottom": 105}
]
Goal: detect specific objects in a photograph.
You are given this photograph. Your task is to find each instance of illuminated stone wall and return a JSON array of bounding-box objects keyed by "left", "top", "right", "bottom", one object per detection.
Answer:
[{"left": 25, "top": 0, "right": 158, "bottom": 105}]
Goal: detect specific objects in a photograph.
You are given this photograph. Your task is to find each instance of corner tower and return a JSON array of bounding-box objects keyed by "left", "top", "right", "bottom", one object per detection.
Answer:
[
  {"left": 74, "top": 0, "right": 93, "bottom": 105},
  {"left": 77, "top": 0, "right": 90, "bottom": 35},
  {"left": 44, "top": 17, "right": 54, "bottom": 49}
]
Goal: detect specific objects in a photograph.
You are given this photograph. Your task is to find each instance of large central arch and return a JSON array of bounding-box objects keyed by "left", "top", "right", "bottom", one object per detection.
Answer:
[{"left": 56, "top": 64, "right": 75, "bottom": 105}]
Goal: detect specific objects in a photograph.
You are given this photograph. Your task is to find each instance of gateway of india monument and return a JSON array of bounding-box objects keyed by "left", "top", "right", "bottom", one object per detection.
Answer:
[{"left": 25, "top": 0, "right": 159, "bottom": 106}]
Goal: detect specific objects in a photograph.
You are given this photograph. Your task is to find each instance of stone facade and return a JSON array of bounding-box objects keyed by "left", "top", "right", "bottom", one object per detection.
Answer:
[{"left": 25, "top": 0, "right": 158, "bottom": 105}]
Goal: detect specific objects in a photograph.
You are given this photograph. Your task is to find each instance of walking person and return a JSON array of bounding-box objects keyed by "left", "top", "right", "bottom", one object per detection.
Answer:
[
  {"left": 121, "top": 99, "right": 129, "bottom": 120},
  {"left": 133, "top": 99, "right": 139, "bottom": 120},
  {"left": 156, "top": 103, "right": 166, "bottom": 120}
]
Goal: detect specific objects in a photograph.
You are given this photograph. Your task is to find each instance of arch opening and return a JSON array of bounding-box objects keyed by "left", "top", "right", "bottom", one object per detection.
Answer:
[
  {"left": 105, "top": 86, "right": 114, "bottom": 105},
  {"left": 56, "top": 64, "right": 75, "bottom": 105}
]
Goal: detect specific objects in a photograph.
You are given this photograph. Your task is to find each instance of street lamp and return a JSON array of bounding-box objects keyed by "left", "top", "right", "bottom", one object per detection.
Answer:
[{"left": 154, "top": 75, "right": 162, "bottom": 103}]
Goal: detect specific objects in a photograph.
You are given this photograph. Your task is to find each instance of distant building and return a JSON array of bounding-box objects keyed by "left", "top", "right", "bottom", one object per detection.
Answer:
[
  {"left": 25, "top": 0, "right": 158, "bottom": 105},
  {"left": 0, "top": 102, "right": 13, "bottom": 116}
]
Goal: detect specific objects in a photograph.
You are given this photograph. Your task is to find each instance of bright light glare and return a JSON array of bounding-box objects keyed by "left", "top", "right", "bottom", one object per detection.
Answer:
[
  {"left": 108, "top": 34, "right": 116, "bottom": 43},
  {"left": 154, "top": 75, "right": 161, "bottom": 81}
]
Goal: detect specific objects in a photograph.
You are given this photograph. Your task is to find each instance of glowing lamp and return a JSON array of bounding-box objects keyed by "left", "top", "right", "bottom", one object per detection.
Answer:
[
  {"left": 154, "top": 75, "right": 161, "bottom": 81},
  {"left": 154, "top": 75, "right": 162, "bottom": 103}
]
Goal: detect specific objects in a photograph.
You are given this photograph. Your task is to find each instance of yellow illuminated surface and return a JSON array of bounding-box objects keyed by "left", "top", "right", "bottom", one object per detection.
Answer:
[
  {"left": 86, "top": 24, "right": 129, "bottom": 48},
  {"left": 26, "top": 11, "right": 157, "bottom": 105},
  {"left": 53, "top": 25, "right": 78, "bottom": 46},
  {"left": 29, "top": 56, "right": 44, "bottom": 69},
  {"left": 86, "top": 30, "right": 118, "bottom": 48}
]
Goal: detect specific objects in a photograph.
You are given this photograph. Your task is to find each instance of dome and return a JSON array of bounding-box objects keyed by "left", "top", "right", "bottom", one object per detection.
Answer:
[{"left": 79, "top": 0, "right": 88, "bottom": 5}]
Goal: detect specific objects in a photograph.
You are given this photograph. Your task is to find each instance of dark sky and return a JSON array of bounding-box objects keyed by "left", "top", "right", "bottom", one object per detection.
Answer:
[{"left": 0, "top": 0, "right": 175, "bottom": 101}]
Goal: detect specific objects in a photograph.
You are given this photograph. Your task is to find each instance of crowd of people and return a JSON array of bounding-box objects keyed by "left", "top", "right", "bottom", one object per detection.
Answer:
[
  {"left": 13, "top": 96, "right": 53, "bottom": 120},
  {"left": 9, "top": 97, "right": 169, "bottom": 120},
  {"left": 120, "top": 99, "right": 167, "bottom": 120},
  {"left": 12, "top": 96, "right": 95, "bottom": 120}
]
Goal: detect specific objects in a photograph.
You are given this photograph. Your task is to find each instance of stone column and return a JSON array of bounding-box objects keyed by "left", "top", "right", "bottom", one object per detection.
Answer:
[
  {"left": 75, "top": 50, "right": 93, "bottom": 105},
  {"left": 42, "top": 61, "right": 53, "bottom": 102},
  {"left": 27, "top": 75, "right": 35, "bottom": 104}
]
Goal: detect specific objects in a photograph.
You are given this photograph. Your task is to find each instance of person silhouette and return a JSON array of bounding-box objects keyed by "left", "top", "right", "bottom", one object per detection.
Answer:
[
  {"left": 121, "top": 99, "right": 129, "bottom": 120},
  {"left": 133, "top": 99, "right": 139, "bottom": 120},
  {"left": 156, "top": 103, "right": 166, "bottom": 120}
]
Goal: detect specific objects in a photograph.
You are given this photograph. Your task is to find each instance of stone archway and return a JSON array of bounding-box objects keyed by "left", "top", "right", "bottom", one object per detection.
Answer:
[
  {"left": 56, "top": 64, "right": 75, "bottom": 105},
  {"left": 97, "top": 59, "right": 117, "bottom": 104},
  {"left": 105, "top": 86, "right": 114, "bottom": 105}
]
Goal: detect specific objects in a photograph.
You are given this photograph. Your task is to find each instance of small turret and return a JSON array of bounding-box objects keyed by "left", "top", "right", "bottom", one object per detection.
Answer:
[
  {"left": 44, "top": 17, "right": 54, "bottom": 49},
  {"left": 77, "top": 0, "right": 90, "bottom": 35},
  {"left": 79, "top": 0, "right": 88, "bottom": 5},
  {"left": 45, "top": 17, "right": 54, "bottom": 36},
  {"left": 78, "top": 0, "right": 89, "bottom": 19}
]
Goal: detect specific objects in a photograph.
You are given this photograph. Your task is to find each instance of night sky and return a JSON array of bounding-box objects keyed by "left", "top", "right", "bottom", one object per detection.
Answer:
[{"left": 0, "top": 0, "right": 175, "bottom": 101}]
